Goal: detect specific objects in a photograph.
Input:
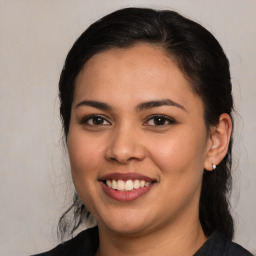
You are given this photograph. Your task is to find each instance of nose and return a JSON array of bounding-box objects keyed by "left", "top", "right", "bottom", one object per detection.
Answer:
[{"left": 105, "top": 125, "right": 146, "bottom": 164}]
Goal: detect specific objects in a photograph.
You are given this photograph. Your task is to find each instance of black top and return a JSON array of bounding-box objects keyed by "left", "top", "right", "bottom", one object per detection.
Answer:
[{"left": 32, "top": 226, "right": 253, "bottom": 256}]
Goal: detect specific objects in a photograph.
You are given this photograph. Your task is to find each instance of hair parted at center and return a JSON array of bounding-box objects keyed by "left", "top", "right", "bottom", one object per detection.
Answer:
[{"left": 58, "top": 7, "right": 234, "bottom": 240}]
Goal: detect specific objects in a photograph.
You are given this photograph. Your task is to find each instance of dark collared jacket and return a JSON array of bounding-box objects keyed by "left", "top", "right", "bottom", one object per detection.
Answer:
[{"left": 32, "top": 226, "right": 254, "bottom": 256}]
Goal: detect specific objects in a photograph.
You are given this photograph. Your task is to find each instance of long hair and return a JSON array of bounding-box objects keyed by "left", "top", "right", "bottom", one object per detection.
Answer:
[{"left": 58, "top": 7, "right": 234, "bottom": 240}]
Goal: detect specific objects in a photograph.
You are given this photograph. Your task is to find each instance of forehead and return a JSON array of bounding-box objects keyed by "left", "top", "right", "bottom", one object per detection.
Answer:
[
  {"left": 85, "top": 43, "right": 171, "bottom": 65},
  {"left": 81, "top": 44, "right": 176, "bottom": 79},
  {"left": 74, "top": 44, "right": 202, "bottom": 112},
  {"left": 77, "top": 45, "right": 186, "bottom": 89}
]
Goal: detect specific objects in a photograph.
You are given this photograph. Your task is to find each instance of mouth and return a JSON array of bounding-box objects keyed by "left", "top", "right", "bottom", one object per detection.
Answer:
[
  {"left": 99, "top": 173, "right": 156, "bottom": 201},
  {"left": 104, "top": 179, "right": 152, "bottom": 191}
]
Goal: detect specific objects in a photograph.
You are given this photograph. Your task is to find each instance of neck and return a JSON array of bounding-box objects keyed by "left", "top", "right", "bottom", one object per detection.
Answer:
[{"left": 96, "top": 215, "right": 206, "bottom": 256}]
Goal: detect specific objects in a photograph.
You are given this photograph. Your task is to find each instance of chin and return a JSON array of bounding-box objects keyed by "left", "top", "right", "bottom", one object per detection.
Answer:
[
  {"left": 108, "top": 223, "right": 149, "bottom": 236},
  {"left": 98, "top": 212, "right": 152, "bottom": 236}
]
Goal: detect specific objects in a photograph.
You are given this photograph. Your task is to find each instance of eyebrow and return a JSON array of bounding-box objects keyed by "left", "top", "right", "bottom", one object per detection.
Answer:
[
  {"left": 75, "top": 98, "right": 186, "bottom": 112},
  {"left": 136, "top": 99, "right": 186, "bottom": 112},
  {"left": 75, "top": 100, "right": 112, "bottom": 110}
]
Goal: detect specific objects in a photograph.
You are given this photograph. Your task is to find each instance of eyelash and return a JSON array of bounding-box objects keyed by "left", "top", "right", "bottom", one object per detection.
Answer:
[
  {"left": 80, "top": 114, "right": 176, "bottom": 127},
  {"left": 144, "top": 115, "right": 176, "bottom": 126},
  {"left": 81, "top": 114, "right": 111, "bottom": 126}
]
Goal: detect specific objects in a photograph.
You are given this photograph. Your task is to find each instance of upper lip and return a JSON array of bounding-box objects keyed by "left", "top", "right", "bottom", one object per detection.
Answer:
[{"left": 99, "top": 172, "right": 156, "bottom": 182}]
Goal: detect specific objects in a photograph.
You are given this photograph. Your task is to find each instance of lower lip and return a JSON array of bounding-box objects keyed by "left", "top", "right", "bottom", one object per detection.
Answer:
[{"left": 101, "top": 182, "right": 154, "bottom": 201}]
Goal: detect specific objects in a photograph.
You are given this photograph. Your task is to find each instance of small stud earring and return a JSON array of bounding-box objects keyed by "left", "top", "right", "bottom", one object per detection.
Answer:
[{"left": 212, "top": 163, "right": 217, "bottom": 170}]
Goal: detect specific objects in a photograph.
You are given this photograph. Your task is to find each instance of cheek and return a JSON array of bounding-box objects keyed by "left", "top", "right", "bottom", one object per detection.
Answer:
[
  {"left": 67, "top": 131, "right": 103, "bottom": 180},
  {"left": 67, "top": 131, "right": 105, "bottom": 210},
  {"left": 149, "top": 128, "right": 208, "bottom": 176}
]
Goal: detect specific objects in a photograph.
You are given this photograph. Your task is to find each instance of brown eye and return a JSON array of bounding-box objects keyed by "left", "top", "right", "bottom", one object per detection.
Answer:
[
  {"left": 91, "top": 116, "right": 104, "bottom": 125},
  {"left": 145, "top": 115, "right": 176, "bottom": 126},
  {"left": 82, "top": 115, "right": 110, "bottom": 126},
  {"left": 153, "top": 117, "right": 166, "bottom": 125}
]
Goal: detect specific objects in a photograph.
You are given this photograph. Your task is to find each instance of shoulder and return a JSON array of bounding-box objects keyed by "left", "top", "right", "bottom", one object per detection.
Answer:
[
  {"left": 194, "top": 231, "right": 254, "bottom": 256},
  {"left": 225, "top": 239, "right": 254, "bottom": 256},
  {"left": 31, "top": 226, "right": 99, "bottom": 256}
]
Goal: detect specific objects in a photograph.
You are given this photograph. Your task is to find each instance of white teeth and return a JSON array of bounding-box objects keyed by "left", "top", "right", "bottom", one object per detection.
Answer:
[
  {"left": 106, "top": 179, "right": 152, "bottom": 191},
  {"left": 117, "top": 180, "right": 125, "bottom": 191},
  {"left": 125, "top": 180, "right": 133, "bottom": 191},
  {"left": 145, "top": 182, "right": 150, "bottom": 187},
  {"left": 112, "top": 180, "right": 117, "bottom": 189},
  {"left": 106, "top": 180, "right": 112, "bottom": 187},
  {"left": 134, "top": 180, "right": 140, "bottom": 189}
]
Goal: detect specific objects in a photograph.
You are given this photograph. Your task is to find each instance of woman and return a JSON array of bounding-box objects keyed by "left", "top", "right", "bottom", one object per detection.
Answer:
[{"left": 34, "top": 7, "right": 253, "bottom": 256}]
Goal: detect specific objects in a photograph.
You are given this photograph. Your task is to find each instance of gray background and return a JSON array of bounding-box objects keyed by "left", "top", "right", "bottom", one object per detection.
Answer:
[{"left": 0, "top": 0, "right": 255, "bottom": 255}]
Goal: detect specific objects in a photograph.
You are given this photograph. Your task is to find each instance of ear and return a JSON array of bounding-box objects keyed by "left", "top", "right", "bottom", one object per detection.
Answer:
[{"left": 204, "top": 113, "right": 232, "bottom": 171}]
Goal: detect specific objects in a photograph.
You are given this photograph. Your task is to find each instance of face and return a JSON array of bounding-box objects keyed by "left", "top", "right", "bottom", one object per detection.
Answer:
[{"left": 67, "top": 44, "right": 212, "bottom": 236}]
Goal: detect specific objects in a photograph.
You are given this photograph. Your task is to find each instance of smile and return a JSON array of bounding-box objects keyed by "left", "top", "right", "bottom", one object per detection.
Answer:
[
  {"left": 106, "top": 179, "right": 151, "bottom": 191},
  {"left": 99, "top": 173, "right": 156, "bottom": 201}
]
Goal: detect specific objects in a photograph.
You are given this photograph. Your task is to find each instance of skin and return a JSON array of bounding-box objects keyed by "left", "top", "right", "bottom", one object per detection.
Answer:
[{"left": 67, "top": 44, "right": 232, "bottom": 256}]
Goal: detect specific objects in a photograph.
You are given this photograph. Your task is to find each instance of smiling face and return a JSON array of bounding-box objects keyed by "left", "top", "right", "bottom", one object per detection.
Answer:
[{"left": 67, "top": 44, "right": 212, "bottom": 236}]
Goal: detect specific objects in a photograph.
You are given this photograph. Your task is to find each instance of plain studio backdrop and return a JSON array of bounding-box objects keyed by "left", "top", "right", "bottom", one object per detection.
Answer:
[{"left": 0, "top": 0, "right": 255, "bottom": 255}]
